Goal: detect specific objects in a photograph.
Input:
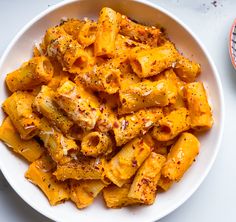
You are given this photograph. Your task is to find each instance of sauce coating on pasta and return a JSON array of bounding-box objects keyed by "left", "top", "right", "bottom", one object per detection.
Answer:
[{"left": 0, "top": 7, "right": 213, "bottom": 210}]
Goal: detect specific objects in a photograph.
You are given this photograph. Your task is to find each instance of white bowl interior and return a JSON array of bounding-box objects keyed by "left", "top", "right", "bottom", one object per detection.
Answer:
[{"left": 0, "top": 0, "right": 223, "bottom": 222}]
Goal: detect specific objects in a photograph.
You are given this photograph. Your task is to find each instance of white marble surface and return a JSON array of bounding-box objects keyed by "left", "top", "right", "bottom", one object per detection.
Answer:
[{"left": 0, "top": 0, "right": 235, "bottom": 221}]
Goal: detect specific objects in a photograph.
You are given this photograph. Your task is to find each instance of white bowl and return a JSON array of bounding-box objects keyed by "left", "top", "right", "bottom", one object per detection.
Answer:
[{"left": 0, "top": 0, "right": 224, "bottom": 221}]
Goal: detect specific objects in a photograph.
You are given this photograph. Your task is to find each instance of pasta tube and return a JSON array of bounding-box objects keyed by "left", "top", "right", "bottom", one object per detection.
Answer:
[
  {"left": 46, "top": 60, "right": 69, "bottom": 90},
  {"left": 174, "top": 55, "right": 201, "bottom": 82},
  {"left": 103, "top": 183, "right": 138, "bottom": 208},
  {"left": 162, "top": 132, "right": 200, "bottom": 181},
  {"left": 119, "top": 14, "right": 162, "bottom": 47},
  {"left": 128, "top": 153, "right": 166, "bottom": 204},
  {"left": 70, "top": 179, "right": 106, "bottom": 209},
  {"left": 55, "top": 80, "right": 101, "bottom": 131},
  {"left": 33, "top": 85, "right": 73, "bottom": 134},
  {"left": 98, "top": 92, "right": 120, "bottom": 110},
  {"left": 53, "top": 157, "right": 106, "bottom": 181},
  {"left": 105, "top": 136, "right": 152, "bottom": 187},
  {"left": 61, "top": 19, "right": 85, "bottom": 40},
  {"left": 44, "top": 26, "right": 90, "bottom": 73},
  {"left": 95, "top": 102, "right": 117, "bottom": 133},
  {"left": 119, "top": 80, "right": 177, "bottom": 114},
  {"left": 153, "top": 146, "right": 168, "bottom": 156},
  {"left": 78, "top": 20, "right": 97, "bottom": 47},
  {"left": 152, "top": 139, "right": 176, "bottom": 156},
  {"left": 185, "top": 82, "right": 213, "bottom": 131},
  {"left": 0, "top": 117, "right": 43, "bottom": 162},
  {"left": 38, "top": 118, "right": 77, "bottom": 164},
  {"left": 130, "top": 41, "right": 179, "bottom": 78},
  {"left": 119, "top": 71, "right": 141, "bottom": 90},
  {"left": 62, "top": 19, "right": 97, "bottom": 48},
  {"left": 94, "top": 7, "right": 120, "bottom": 57},
  {"left": 2, "top": 91, "right": 40, "bottom": 140},
  {"left": 75, "top": 62, "right": 121, "bottom": 94},
  {"left": 25, "top": 155, "right": 70, "bottom": 205},
  {"left": 81, "top": 131, "right": 113, "bottom": 157},
  {"left": 115, "top": 55, "right": 142, "bottom": 89},
  {"left": 157, "top": 175, "right": 173, "bottom": 191},
  {"left": 153, "top": 68, "right": 185, "bottom": 95},
  {"left": 114, "top": 34, "right": 149, "bottom": 60},
  {"left": 66, "top": 125, "right": 89, "bottom": 141},
  {"left": 152, "top": 107, "right": 191, "bottom": 141},
  {"left": 113, "top": 108, "right": 163, "bottom": 146},
  {"left": 154, "top": 69, "right": 186, "bottom": 113},
  {"left": 47, "top": 71, "right": 69, "bottom": 91},
  {"left": 5, "top": 56, "right": 53, "bottom": 92}
]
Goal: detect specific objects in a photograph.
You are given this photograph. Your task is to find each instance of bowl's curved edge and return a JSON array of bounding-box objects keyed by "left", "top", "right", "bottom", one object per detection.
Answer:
[{"left": 0, "top": 0, "right": 225, "bottom": 221}]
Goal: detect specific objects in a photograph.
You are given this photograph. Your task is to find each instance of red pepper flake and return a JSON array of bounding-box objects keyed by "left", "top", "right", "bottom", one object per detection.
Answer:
[
  {"left": 141, "top": 178, "right": 149, "bottom": 185},
  {"left": 139, "top": 139, "right": 144, "bottom": 145},
  {"left": 125, "top": 41, "right": 136, "bottom": 48},
  {"left": 139, "top": 147, "right": 144, "bottom": 153},
  {"left": 99, "top": 104, "right": 105, "bottom": 113},
  {"left": 132, "top": 159, "right": 137, "bottom": 167},
  {"left": 113, "top": 121, "right": 119, "bottom": 128}
]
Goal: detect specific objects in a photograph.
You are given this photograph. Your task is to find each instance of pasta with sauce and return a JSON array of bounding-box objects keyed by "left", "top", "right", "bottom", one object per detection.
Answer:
[{"left": 0, "top": 7, "right": 213, "bottom": 210}]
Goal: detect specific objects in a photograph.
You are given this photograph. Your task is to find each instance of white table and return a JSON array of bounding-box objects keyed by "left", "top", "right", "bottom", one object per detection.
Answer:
[{"left": 0, "top": 0, "right": 235, "bottom": 221}]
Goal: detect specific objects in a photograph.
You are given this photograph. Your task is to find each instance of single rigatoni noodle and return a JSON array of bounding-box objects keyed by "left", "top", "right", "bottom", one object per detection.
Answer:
[
  {"left": 162, "top": 132, "right": 200, "bottom": 181},
  {"left": 2, "top": 91, "right": 40, "bottom": 140},
  {"left": 6, "top": 56, "right": 53, "bottom": 92}
]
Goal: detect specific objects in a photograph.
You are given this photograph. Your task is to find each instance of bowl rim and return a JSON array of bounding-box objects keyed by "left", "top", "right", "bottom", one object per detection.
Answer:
[{"left": 0, "top": 0, "right": 225, "bottom": 221}]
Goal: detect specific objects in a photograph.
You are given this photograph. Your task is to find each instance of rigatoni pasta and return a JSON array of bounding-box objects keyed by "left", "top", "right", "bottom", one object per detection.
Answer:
[
  {"left": 61, "top": 18, "right": 97, "bottom": 48},
  {"left": 130, "top": 41, "right": 179, "bottom": 78},
  {"left": 128, "top": 153, "right": 166, "bottom": 204},
  {"left": 157, "top": 175, "right": 173, "bottom": 191},
  {"left": 162, "top": 132, "right": 200, "bottom": 181},
  {"left": 152, "top": 107, "right": 190, "bottom": 141},
  {"left": 119, "top": 13, "right": 162, "bottom": 47},
  {"left": 70, "top": 179, "right": 106, "bottom": 209},
  {"left": 174, "top": 55, "right": 201, "bottom": 82},
  {"left": 44, "top": 26, "right": 91, "bottom": 73},
  {"left": 95, "top": 101, "right": 117, "bottom": 133},
  {"left": 33, "top": 85, "right": 74, "bottom": 134},
  {"left": 2, "top": 91, "right": 40, "bottom": 140},
  {"left": 75, "top": 62, "right": 121, "bottom": 94},
  {"left": 0, "top": 117, "right": 43, "bottom": 162},
  {"left": 55, "top": 80, "right": 101, "bottom": 131},
  {"left": 185, "top": 82, "right": 213, "bottom": 131},
  {"left": 25, "top": 155, "right": 70, "bottom": 205},
  {"left": 53, "top": 157, "right": 106, "bottom": 181},
  {"left": 105, "top": 136, "right": 152, "bottom": 187},
  {"left": 81, "top": 131, "right": 113, "bottom": 157},
  {"left": 94, "top": 7, "right": 120, "bottom": 57},
  {"left": 6, "top": 56, "right": 53, "bottom": 92},
  {"left": 119, "top": 79, "right": 177, "bottom": 114},
  {"left": 113, "top": 108, "right": 163, "bottom": 146},
  {"left": 77, "top": 21, "right": 97, "bottom": 48},
  {"left": 0, "top": 7, "right": 213, "bottom": 210},
  {"left": 103, "top": 183, "right": 138, "bottom": 208},
  {"left": 153, "top": 68, "right": 186, "bottom": 112},
  {"left": 61, "top": 19, "right": 85, "bottom": 41},
  {"left": 38, "top": 118, "right": 77, "bottom": 164}
]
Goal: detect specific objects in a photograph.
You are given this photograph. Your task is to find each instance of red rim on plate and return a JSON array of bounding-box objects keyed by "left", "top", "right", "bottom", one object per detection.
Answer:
[{"left": 229, "top": 19, "right": 236, "bottom": 69}]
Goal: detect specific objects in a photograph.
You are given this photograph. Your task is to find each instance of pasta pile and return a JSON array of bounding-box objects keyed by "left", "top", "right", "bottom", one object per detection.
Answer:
[{"left": 0, "top": 7, "right": 213, "bottom": 209}]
